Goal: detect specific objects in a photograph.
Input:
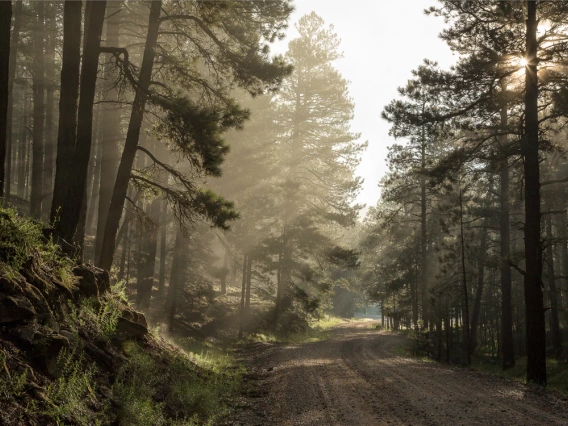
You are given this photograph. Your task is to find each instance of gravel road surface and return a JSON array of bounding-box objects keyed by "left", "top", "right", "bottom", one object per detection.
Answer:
[{"left": 227, "top": 321, "right": 568, "bottom": 426}]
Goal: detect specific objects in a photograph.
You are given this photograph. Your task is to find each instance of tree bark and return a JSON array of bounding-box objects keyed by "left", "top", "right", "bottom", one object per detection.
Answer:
[
  {"left": 459, "top": 176, "right": 471, "bottom": 366},
  {"left": 220, "top": 249, "right": 228, "bottom": 295},
  {"left": 136, "top": 197, "right": 161, "bottom": 309},
  {"left": 523, "top": 0, "right": 546, "bottom": 385},
  {"left": 166, "top": 231, "right": 183, "bottom": 332},
  {"left": 4, "top": 1, "right": 21, "bottom": 198},
  {"left": 95, "top": 1, "right": 122, "bottom": 264},
  {"left": 30, "top": 1, "right": 45, "bottom": 218},
  {"left": 99, "top": 0, "right": 162, "bottom": 271},
  {"left": 470, "top": 215, "right": 488, "bottom": 353},
  {"left": 51, "top": 0, "right": 82, "bottom": 231},
  {"left": 420, "top": 133, "right": 429, "bottom": 330},
  {"left": 239, "top": 254, "right": 248, "bottom": 339},
  {"left": 545, "top": 214, "right": 562, "bottom": 356},
  {"left": 42, "top": 3, "right": 57, "bottom": 219},
  {"left": 59, "top": 0, "right": 106, "bottom": 248},
  {"left": 158, "top": 199, "right": 167, "bottom": 296},
  {"left": 499, "top": 102, "right": 515, "bottom": 370}
]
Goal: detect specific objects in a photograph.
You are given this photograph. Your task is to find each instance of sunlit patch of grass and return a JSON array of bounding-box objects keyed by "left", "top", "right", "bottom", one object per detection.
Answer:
[
  {"left": 310, "top": 316, "right": 347, "bottom": 330},
  {"left": 115, "top": 340, "right": 242, "bottom": 425}
]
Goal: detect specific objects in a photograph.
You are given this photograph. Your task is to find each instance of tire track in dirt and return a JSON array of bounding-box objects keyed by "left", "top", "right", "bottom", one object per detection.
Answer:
[{"left": 226, "top": 322, "right": 568, "bottom": 426}]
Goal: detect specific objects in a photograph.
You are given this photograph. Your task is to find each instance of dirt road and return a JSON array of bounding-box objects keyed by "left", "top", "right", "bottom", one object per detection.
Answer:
[{"left": 228, "top": 321, "right": 568, "bottom": 426}]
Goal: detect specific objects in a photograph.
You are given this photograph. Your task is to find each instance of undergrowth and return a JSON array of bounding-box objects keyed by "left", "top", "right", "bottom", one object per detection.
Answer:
[
  {"left": 114, "top": 340, "right": 242, "bottom": 425},
  {"left": 66, "top": 281, "right": 126, "bottom": 340},
  {"left": 471, "top": 356, "right": 568, "bottom": 396},
  {"left": 0, "top": 207, "right": 77, "bottom": 287},
  {"left": 247, "top": 315, "right": 348, "bottom": 344}
]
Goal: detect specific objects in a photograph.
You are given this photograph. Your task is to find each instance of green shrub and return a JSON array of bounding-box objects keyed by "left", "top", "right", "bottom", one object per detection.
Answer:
[
  {"left": 0, "top": 208, "right": 77, "bottom": 286},
  {"left": 45, "top": 348, "right": 100, "bottom": 425}
]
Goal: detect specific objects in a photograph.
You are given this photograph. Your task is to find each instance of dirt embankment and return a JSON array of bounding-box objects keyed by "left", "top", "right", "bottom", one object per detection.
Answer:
[{"left": 228, "top": 322, "right": 568, "bottom": 426}]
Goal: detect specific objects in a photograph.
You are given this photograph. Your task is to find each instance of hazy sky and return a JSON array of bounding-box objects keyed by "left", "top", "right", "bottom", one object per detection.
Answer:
[{"left": 273, "top": 0, "right": 457, "bottom": 212}]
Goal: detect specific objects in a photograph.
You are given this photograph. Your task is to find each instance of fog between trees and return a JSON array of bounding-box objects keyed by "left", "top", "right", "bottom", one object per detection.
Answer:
[{"left": 0, "top": 0, "right": 567, "bottom": 389}]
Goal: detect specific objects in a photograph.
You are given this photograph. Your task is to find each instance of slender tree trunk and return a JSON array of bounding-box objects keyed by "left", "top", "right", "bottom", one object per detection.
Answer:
[
  {"left": 95, "top": 2, "right": 122, "bottom": 264},
  {"left": 239, "top": 254, "right": 248, "bottom": 339},
  {"left": 58, "top": 0, "right": 106, "bottom": 248},
  {"left": 459, "top": 177, "right": 471, "bottom": 366},
  {"left": 99, "top": 0, "right": 162, "bottom": 271},
  {"left": 136, "top": 197, "right": 160, "bottom": 309},
  {"left": 545, "top": 214, "right": 562, "bottom": 355},
  {"left": 85, "top": 120, "right": 102, "bottom": 236},
  {"left": 499, "top": 102, "right": 515, "bottom": 370},
  {"left": 118, "top": 221, "right": 129, "bottom": 282},
  {"left": 51, "top": 0, "right": 82, "bottom": 231},
  {"left": 42, "top": 4, "right": 56, "bottom": 219},
  {"left": 524, "top": 1, "right": 546, "bottom": 385},
  {"left": 158, "top": 199, "right": 167, "bottom": 296},
  {"left": 17, "top": 91, "right": 27, "bottom": 198},
  {"left": 167, "top": 231, "right": 183, "bottom": 332},
  {"left": 30, "top": 2, "right": 45, "bottom": 218},
  {"left": 4, "top": 1, "right": 21, "bottom": 198},
  {"left": 470, "top": 216, "right": 489, "bottom": 353},
  {"left": 420, "top": 136, "right": 428, "bottom": 329},
  {"left": 220, "top": 249, "right": 228, "bottom": 295}
]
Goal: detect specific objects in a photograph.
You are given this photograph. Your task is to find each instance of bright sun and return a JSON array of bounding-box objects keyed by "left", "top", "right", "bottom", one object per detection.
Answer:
[{"left": 520, "top": 57, "right": 528, "bottom": 67}]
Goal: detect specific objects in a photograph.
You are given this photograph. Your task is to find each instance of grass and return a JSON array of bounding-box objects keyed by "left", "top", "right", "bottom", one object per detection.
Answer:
[
  {"left": 471, "top": 356, "right": 568, "bottom": 395},
  {"left": 113, "top": 338, "right": 244, "bottom": 426},
  {"left": 247, "top": 315, "right": 349, "bottom": 345},
  {"left": 0, "top": 207, "right": 77, "bottom": 287}
]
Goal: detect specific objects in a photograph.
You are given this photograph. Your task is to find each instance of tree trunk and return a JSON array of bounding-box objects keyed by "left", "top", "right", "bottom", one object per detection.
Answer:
[
  {"left": 42, "top": 4, "right": 57, "bottom": 219},
  {"left": 220, "top": 249, "right": 228, "bottom": 295},
  {"left": 499, "top": 102, "right": 515, "bottom": 370},
  {"left": 239, "top": 254, "right": 248, "bottom": 339},
  {"left": 158, "top": 199, "right": 167, "bottom": 296},
  {"left": 63, "top": 0, "right": 106, "bottom": 248},
  {"left": 136, "top": 197, "right": 160, "bottom": 309},
  {"left": 470, "top": 216, "right": 488, "bottom": 353},
  {"left": 524, "top": 0, "right": 546, "bottom": 385},
  {"left": 17, "top": 91, "right": 27, "bottom": 198},
  {"left": 545, "top": 214, "right": 562, "bottom": 356},
  {"left": 167, "top": 231, "right": 183, "bottom": 332},
  {"left": 95, "top": 1, "right": 122, "bottom": 264},
  {"left": 51, "top": 0, "right": 82, "bottom": 232},
  {"left": 459, "top": 178, "right": 471, "bottom": 365},
  {"left": 30, "top": 1, "right": 45, "bottom": 218},
  {"left": 99, "top": 0, "right": 162, "bottom": 271},
  {"left": 4, "top": 1, "right": 20, "bottom": 198},
  {"left": 245, "top": 257, "right": 252, "bottom": 309},
  {"left": 420, "top": 136, "right": 428, "bottom": 329}
]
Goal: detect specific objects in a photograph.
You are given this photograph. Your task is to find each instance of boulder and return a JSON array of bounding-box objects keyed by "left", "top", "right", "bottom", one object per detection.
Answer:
[
  {"left": 121, "top": 308, "right": 148, "bottom": 329},
  {"left": 73, "top": 266, "right": 99, "bottom": 298},
  {"left": 0, "top": 294, "right": 36, "bottom": 324},
  {"left": 115, "top": 317, "right": 148, "bottom": 340},
  {"left": 73, "top": 265, "right": 111, "bottom": 297}
]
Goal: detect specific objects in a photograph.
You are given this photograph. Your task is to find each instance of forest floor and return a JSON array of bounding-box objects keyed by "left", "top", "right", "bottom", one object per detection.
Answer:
[{"left": 226, "top": 321, "right": 568, "bottom": 426}]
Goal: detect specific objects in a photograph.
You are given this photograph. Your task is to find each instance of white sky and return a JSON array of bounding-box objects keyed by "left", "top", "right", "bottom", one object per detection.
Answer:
[{"left": 273, "top": 0, "right": 457, "bottom": 212}]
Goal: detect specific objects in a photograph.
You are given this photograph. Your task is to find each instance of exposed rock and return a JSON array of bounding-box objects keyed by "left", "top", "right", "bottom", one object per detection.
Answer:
[
  {"left": 32, "top": 333, "right": 70, "bottom": 378},
  {"left": 73, "top": 265, "right": 99, "bottom": 298},
  {"left": 0, "top": 294, "right": 36, "bottom": 324},
  {"left": 73, "top": 265, "right": 111, "bottom": 298},
  {"left": 16, "top": 324, "right": 38, "bottom": 345},
  {"left": 58, "top": 329, "right": 78, "bottom": 347},
  {"left": 0, "top": 276, "right": 17, "bottom": 294},
  {"left": 115, "top": 317, "right": 148, "bottom": 340},
  {"left": 121, "top": 308, "right": 148, "bottom": 329}
]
